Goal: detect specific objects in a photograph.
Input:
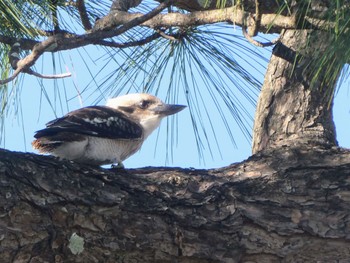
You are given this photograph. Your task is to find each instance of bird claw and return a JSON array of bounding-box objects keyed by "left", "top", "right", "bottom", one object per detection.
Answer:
[{"left": 111, "top": 162, "right": 125, "bottom": 169}]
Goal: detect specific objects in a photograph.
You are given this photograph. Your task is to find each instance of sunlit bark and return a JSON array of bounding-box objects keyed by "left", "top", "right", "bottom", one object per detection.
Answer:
[{"left": 252, "top": 29, "right": 338, "bottom": 153}]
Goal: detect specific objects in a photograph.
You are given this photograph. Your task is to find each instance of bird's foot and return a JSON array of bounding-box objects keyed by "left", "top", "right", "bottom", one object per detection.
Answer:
[{"left": 111, "top": 162, "right": 125, "bottom": 169}]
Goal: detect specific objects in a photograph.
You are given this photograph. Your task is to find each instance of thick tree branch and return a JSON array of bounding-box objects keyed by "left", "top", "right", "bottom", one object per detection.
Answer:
[
  {"left": 0, "top": 9, "right": 295, "bottom": 57},
  {"left": 93, "top": 6, "right": 296, "bottom": 34},
  {"left": 1, "top": 146, "right": 350, "bottom": 262}
]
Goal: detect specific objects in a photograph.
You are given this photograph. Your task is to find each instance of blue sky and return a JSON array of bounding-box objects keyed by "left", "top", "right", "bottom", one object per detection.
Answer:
[{"left": 2, "top": 32, "right": 350, "bottom": 169}]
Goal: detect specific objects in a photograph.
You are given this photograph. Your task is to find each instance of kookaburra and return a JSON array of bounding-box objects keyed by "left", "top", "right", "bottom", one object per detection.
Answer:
[{"left": 32, "top": 93, "right": 186, "bottom": 166}]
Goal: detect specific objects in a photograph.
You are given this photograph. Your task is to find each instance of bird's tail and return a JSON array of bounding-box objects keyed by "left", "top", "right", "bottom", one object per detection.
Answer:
[{"left": 32, "top": 138, "right": 61, "bottom": 153}]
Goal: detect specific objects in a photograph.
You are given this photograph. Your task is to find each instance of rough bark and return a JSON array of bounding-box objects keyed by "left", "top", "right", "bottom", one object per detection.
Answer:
[
  {"left": 1, "top": 1, "right": 350, "bottom": 262},
  {"left": 252, "top": 29, "right": 338, "bottom": 153},
  {"left": 1, "top": 147, "right": 350, "bottom": 263}
]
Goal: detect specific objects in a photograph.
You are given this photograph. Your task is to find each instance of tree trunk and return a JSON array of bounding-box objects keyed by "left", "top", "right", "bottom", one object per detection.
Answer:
[
  {"left": 252, "top": 29, "right": 339, "bottom": 154},
  {"left": 1, "top": 147, "right": 350, "bottom": 263}
]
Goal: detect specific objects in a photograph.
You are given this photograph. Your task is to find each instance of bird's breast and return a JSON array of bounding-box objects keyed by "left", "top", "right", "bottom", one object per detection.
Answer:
[{"left": 82, "top": 136, "right": 143, "bottom": 165}]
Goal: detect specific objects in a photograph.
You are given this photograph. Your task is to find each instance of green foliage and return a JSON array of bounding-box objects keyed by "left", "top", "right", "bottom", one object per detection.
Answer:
[{"left": 276, "top": 0, "right": 350, "bottom": 92}]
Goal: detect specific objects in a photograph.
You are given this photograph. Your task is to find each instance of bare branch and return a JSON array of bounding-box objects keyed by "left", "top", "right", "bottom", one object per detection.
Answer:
[
  {"left": 0, "top": 0, "right": 171, "bottom": 84},
  {"left": 95, "top": 33, "right": 162, "bottom": 48},
  {"left": 240, "top": 0, "right": 279, "bottom": 47},
  {"left": 110, "top": 0, "right": 142, "bottom": 12},
  {"left": 0, "top": 35, "right": 39, "bottom": 50},
  {"left": 92, "top": 6, "right": 296, "bottom": 35},
  {"left": 76, "top": 0, "right": 92, "bottom": 30},
  {"left": 25, "top": 68, "right": 71, "bottom": 79},
  {"left": 0, "top": 68, "right": 71, "bottom": 85},
  {"left": 16, "top": 37, "right": 58, "bottom": 68},
  {"left": 242, "top": 25, "right": 280, "bottom": 47},
  {"left": 0, "top": 5, "right": 340, "bottom": 55},
  {"left": 249, "top": 0, "right": 261, "bottom": 37},
  {"left": 0, "top": 68, "right": 22, "bottom": 85},
  {"left": 93, "top": 4, "right": 344, "bottom": 36},
  {"left": 0, "top": 40, "right": 71, "bottom": 85},
  {"left": 155, "top": 29, "right": 178, "bottom": 41},
  {"left": 93, "top": 0, "right": 172, "bottom": 32}
]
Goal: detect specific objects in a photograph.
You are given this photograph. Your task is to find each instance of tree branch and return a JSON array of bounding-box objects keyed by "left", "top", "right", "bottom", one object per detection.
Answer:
[
  {"left": 242, "top": 25, "right": 280, "bottom": 47},
  {"left": 155, "top": 29, "right": 178, "bottom": 41},
  {"left": 2, "top": 146, "right": 350, "bottom": 261},
  {"left": 0, "top": 6, "right": 339, "bottom": 54},
  {"left": 0, "top": 68, "right": 72, "bottom": 85},
  {"left": 110, "top": 0, "right": 142, "bottom": 12},
  {"left": 0, "top": 41, "right": 71, "bottom": 85},
  {"left": 95, "top": 33, "right": 162, "bottom": 48},
  {"left": 25, "top": 68, "right": 72, "bottom": 79},
  {"left": 0, "top": 1, "right": 172, "bottom": 84},
  {"left": 0, "top": 68, "right": 22, "bottom": 85},
  {"left": 76, "top": 0, "right": 92, "bottom": 30},
  {"left": 61, "top": 6, "right": 336, "bottom": 52},
  {"left": 240, "top": 0, "right": 280, "bottom": 47},
  {"left": 93, "top": 0, "right": 172, "bottom": 32},
  {"left": 0, "top": 1, "right": 343, "bottom": 80},
  {"left": 0, "top": 35, "right": 39, "bottom": 50},
  {"left": 91, "top": 6, "right": 320, "bottom": 36}
]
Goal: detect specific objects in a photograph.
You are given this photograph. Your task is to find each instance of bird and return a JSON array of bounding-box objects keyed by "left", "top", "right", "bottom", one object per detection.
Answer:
[{"left": 32, "top": 93, "right": 186, "bottom": 167}]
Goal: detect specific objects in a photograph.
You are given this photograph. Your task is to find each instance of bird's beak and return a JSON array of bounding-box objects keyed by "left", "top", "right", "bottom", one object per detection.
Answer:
[{"left": 152, "top": 104, "right": 186, "bottom": 116}]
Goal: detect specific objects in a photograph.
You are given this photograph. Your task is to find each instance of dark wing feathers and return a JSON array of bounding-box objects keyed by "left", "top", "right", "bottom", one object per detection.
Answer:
[{"left": 34, "top": 106, "right": 143, "bottom": 140}]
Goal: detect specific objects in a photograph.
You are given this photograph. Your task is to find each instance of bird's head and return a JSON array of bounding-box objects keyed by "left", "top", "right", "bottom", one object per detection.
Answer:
[{"left": 106, "top": 93, "right": 186, "bottom": 138}]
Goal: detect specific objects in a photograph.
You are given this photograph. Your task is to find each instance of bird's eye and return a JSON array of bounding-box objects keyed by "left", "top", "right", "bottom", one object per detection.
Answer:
[{"left": 139, "top": 100, "right": 151, "bottom": 109}]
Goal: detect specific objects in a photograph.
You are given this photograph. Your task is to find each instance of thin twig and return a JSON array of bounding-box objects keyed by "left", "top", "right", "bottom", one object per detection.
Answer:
[
  {"left": 0, "top": 68, "right": 71, "bottom": 85},
  {"left": 242, "top": 25, "right": 280, "bottom": 47},
  {"left": 93, "top": 0, "right": 172, "bottom": 33},
  {"left": 0, "top": 68, "right": 22, "bottom": 85},
  {"left": 0, "top": 41, "right": 71, "bottom": 85},
  {"left": 251, "top": 0, "right": 261, "bottom": 37},
  {"left": 155, "top": 29, "right": 177, "bottom": 41},
  {"left": 95, "top": 33, "right": 161, "bottom": 48},
  {"left": 241, "top": 0, "right": 279, "bottom": 47},
  {"left": 25, "top": 68, "right": 72, "bottom": 79}
]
